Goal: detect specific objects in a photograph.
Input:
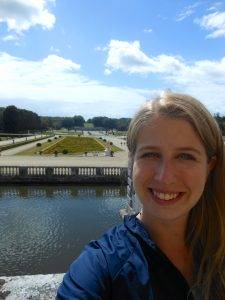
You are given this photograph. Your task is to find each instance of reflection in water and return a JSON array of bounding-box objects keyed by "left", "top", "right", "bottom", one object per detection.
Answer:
[
  {"left": 0, "top": 185, "right": 126, "bottom": 199},
  {"left": 0, "top": 184, "right": 127, "bottom": 276}
]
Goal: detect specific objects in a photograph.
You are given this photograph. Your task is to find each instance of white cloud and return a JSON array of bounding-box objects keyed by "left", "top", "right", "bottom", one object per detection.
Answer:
[
  {"left": 105, "top": 40, "right": 184, "bottom": 75},
  {"left": 207, "top": 2, "right": 223, "bottom": 12},
  {"left": 195, "top": 11, "right": 225, "bottom": 38},
  {"left": 2, "top": 34, "right": 19, "bottom": 41},
  {"left": 0, "top": 0, "right": 55, "bottom": 33},
  {"left": 50, "top": 45, "right": 60, "bottom": 54},
  {"left": 0, "top": 52, "right": 154, "bottom": 118},
  {"left": 95, "top": 45, "right": 107, "bottom": 52},
  {"left": 176, "top": 3, "right": 200, "bottom": 22},
  {"left": 104, "top": 69, "right": 112, "bottom": 75},
  {"left": 207, "top": 6, "right": 218, "bottom": 12},
  {"left": 143, "top": 28, "right": 153, "bottom": 33},
  {"left": 1, "top": 43, "right": 225, "bottom": 117},
  {"left": 104, "top": 39, "right": 225, "bottom": 114}
]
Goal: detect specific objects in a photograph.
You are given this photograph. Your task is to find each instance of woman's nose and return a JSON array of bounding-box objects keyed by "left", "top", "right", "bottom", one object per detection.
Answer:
[{"left": 154, "top": 160, "right": 177, "bottom": 185}]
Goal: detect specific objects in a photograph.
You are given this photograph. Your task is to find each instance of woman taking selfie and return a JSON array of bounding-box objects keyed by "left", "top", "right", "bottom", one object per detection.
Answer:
[{"left": 57, "top": 92, "right": 225, "bottom": 299}]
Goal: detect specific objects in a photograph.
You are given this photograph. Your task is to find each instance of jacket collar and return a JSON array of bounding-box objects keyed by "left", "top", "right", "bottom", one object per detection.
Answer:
[{"left": 124, "top": 213, "right": 156, "bottom": 249}]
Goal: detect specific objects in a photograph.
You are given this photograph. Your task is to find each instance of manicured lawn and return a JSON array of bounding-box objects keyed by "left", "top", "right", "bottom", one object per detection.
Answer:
[
  {"left": 17, "top": 137, "right": 63, "bottom": 155},
  {"left": 42, "top": 136, "right": 105, "bottom": 154},
  {"left": 16, "top": 136, "right": 122, "bottom": 156}
]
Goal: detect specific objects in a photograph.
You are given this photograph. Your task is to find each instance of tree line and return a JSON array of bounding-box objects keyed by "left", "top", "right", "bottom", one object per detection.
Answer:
[
  {"left": 1, "top": 105, "right": 225, "bottom": 134},
  {"left": 1, "top": 106, "right": 41, "bottom": 133},
  {"left": 0, "top": 105, "right": 131, "bottom": 133},
  {"left": 87, "top": 117, "right": 130, "bottom": 131},
  {"left": 41, "top": 115, "right": 131, "bottom": 131},
  {"left": 214, "top": 113, "right": 225, "bottom": 134}
]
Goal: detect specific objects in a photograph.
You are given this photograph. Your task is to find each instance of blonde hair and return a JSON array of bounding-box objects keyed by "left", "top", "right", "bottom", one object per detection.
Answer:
[{"left": 127, "top": 92, "right": 225, "bottom": 299}]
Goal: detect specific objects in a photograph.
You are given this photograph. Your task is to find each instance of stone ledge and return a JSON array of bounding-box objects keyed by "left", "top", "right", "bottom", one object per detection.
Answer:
[{"left": 0, "top": 273, "right": 64, "bottom": 300}]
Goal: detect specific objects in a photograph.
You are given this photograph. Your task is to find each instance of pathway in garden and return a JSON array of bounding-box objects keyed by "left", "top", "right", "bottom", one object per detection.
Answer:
[
  {"left": 0, "top": 151, "right": 128, "bottom": 167},
  {"left": 0, "top": 136, "right": 56, "bottom": 155},
  {"left": 0, "top": 134, "right": 43, "bottom": 147}
]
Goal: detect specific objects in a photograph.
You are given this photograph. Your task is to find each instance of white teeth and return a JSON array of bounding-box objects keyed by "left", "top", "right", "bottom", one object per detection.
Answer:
[{"left": 152, "top": 189, "right": 179, "bottom": 201}]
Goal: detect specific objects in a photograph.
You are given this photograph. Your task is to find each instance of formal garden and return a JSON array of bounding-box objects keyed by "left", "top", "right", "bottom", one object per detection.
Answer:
[{"left": 16, "top": 136, "right": 122, "bottom": 156}]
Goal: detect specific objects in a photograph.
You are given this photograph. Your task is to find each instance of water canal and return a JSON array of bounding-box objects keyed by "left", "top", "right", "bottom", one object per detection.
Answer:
[{"left": 0, "top": 184, "right": 127, "bottom": 276}]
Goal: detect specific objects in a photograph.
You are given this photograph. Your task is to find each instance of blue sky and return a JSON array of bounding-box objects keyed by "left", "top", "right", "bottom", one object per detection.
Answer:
[{"left": 0, "top": 0, "right": 225, "bottom": 119}]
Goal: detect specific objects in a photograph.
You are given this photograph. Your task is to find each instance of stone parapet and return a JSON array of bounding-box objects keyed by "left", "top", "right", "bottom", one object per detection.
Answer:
[
  {"left": 0, "top": 166, "right": 127, "bottom": 184},
  {"left": 0, "top": 273, "right": 64, "bottom": 300}
]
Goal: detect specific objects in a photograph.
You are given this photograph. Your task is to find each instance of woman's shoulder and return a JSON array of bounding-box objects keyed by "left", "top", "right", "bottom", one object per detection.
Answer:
[
  {"left": 56, "top": 214, "right": 151, "bottom": 299},
  {"left": 84, "top": 214, "right": 146, "bottom": 277}
]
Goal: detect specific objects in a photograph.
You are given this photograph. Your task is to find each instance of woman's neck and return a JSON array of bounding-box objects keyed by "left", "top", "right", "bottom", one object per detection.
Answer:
[
  {"left": 137, "top": 210, "right": 188, "bottom": 244},
  {"left": 137, "top": 211, "right": 193, "bottom": 285}
]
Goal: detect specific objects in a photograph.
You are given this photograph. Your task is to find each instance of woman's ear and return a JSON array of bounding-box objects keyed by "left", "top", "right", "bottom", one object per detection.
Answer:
[{"left": 207, "top": 155, "right": 217, "bottom": 174}]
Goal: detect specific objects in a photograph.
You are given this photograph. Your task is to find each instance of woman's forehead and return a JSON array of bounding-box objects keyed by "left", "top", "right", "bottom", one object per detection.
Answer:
[{"left": 135, "top": 116, "right": 204, "bottom": 150}]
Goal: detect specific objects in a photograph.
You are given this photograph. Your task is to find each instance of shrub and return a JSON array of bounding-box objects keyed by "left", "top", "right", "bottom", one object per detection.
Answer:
[
  {"left": 103, "top": 139, "right": 107, "bottom": 142},
  {"left": 48, "top": 139, "right": 51, "bottom": 142},
  {"left": 110, "top": 142, "right": 113, "bottom": 145},
  {"left": 54, "top": 137, "right": 58, "bottom": 139},
  {"left": 62, "top": 149, "right": 68, "bottom": 154},
  {"left": 36, "top": 142, "right": 42, "bottom": 147}
]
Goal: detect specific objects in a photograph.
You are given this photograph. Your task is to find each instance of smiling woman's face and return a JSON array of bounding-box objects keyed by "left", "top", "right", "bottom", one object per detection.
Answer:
[{"left": 133, "top": 116, "right": 214, "bottom": 224}]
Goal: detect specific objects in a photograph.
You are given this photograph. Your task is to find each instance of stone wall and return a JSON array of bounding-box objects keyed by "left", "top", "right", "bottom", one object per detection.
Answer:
[
  {"left": 0, "top": 273, "right": 64, "bottom": 300},
  {"left": 0, "top": 166, "right": 127, "bottom": 184}
]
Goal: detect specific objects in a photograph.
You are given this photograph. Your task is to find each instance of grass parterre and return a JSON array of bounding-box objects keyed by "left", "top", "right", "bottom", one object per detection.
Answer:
[{"left": 42, "top": 136, "right": 105, "bottom": 154}]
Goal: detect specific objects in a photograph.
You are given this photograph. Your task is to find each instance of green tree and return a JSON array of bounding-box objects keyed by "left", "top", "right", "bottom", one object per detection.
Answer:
[
  {"left": 3, "top": 105, "right": 19, "bottom": 133},
  {"left": 73, "top": 115, "right": 85, "bottom": 127},
  {"left": 51, "top": 117, "right": 63, "bottom": 130},
  {"left": 41, "top": 117, "right": 53, "bottom": 130},
  {"left": 214, "top": 113, "right": 225, "bottom": 135},
  {"left": 116, "top": 118, "right": 131, "bottom": 131},
  {"left": 0, "top": 107, "right": 5, "bottom": 131},
  {"left": 62, "top": 117, "right": 74, "bottom": 130}
]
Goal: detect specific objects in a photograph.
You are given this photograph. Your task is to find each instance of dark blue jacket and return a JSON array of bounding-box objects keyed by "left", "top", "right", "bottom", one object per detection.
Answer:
[{"left": 56, "top": 214, "right": 191, "bottom": 300}]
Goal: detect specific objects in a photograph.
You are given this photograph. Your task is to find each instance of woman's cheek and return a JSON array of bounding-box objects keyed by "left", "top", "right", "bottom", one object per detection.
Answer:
[{"left": 133, "top": 163, "right": 149, "bottom": 183}]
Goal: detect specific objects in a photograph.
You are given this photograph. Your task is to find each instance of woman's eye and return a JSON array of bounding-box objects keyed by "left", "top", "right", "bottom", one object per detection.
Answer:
[
  {"left": 141, "top": 152, "right": 159, "bottom": 159},
  {"left": 179, "top": 153, "right": 195, "bottom": 160}
]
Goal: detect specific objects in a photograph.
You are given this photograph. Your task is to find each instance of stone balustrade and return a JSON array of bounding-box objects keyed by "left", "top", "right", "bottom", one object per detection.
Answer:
[{"left": 0, "top": 166, "right": 127, "bottom": 184}]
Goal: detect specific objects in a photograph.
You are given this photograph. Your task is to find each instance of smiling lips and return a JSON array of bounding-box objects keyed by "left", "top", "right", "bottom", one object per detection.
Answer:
[{"left": 149, "top": 188, "right": 184, "bottom": 203}]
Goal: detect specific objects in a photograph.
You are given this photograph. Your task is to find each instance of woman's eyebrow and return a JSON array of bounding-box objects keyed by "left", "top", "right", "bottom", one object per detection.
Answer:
[
  {"left": 176, "top": 147, "right": 202, "bottom": 155},
  {"left": 137, "top": 146, "right": 202, "bottom": 155},
  {"left": 137, "top": 146, "right": 159, "bottom": 152}
]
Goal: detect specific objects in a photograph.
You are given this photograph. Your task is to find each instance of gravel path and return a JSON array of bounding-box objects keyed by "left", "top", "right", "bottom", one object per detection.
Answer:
[
  {"left": 0, "top": 136, "right": 54, "bottom": 156},
  {"left": 0, "top": 151, "right": 128, "bottom": 167},
  {"left": 0, "top": 135, "right": 43, "bottom": 147}
]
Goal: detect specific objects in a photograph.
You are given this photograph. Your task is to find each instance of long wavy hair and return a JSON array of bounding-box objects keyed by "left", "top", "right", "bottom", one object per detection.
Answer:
[{"left": 127, "top": 91, "right": 225, "bottom": 299}]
